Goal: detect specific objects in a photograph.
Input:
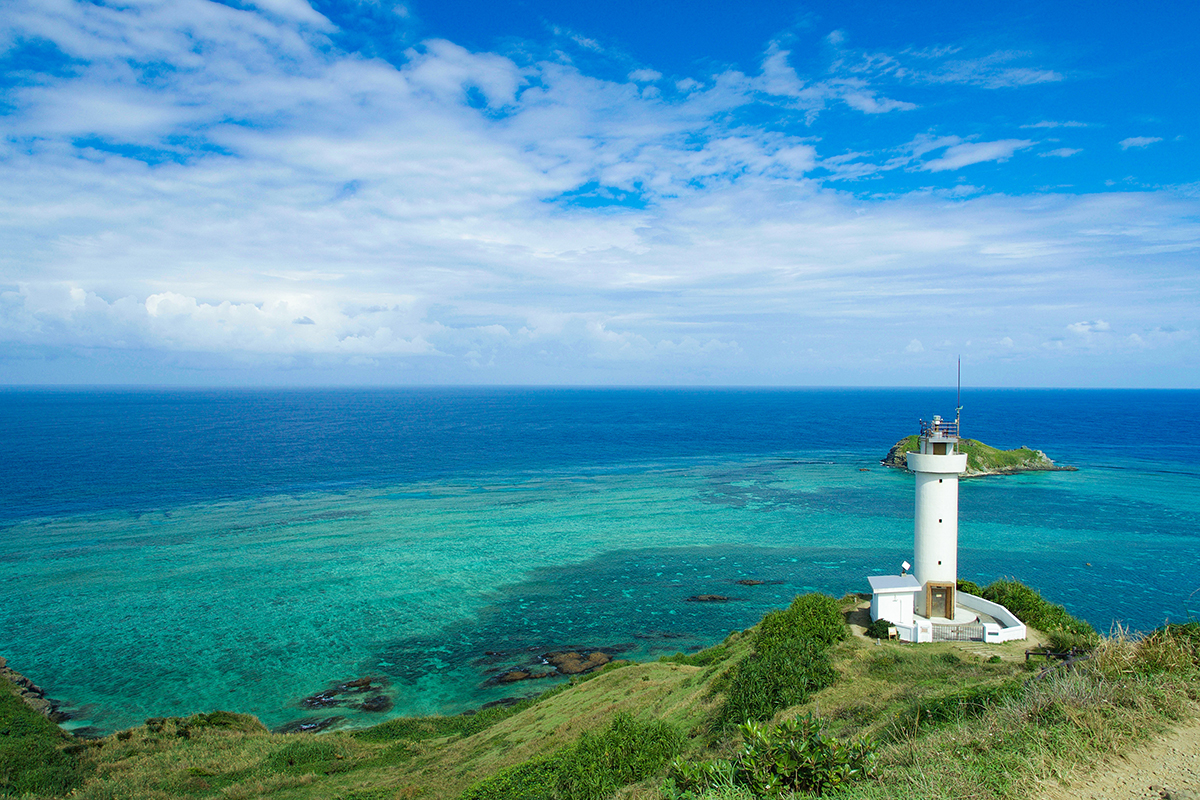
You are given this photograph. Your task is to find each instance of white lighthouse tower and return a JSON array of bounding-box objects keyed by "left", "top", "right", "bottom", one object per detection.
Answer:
[
  {"left": 867, "top": 399, "right": 1029, "bottom": 644},
  {"left": 909, "top": 413, "right": 967, "bottom": 620}
]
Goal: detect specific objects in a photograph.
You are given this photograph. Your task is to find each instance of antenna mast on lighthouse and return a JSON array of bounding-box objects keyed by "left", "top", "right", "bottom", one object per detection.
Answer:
[{"left": 955, "top": 357, "right": 962, "bottom": 433}]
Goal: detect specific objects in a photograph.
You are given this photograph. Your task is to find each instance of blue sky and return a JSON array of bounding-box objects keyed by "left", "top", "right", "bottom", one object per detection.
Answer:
[{"left": 1, "top": 0, "right": 1196, "bottom": 386}]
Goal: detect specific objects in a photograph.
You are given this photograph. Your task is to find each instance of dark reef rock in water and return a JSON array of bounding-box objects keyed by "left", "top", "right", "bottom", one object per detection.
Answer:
[
  {"left": 735, "top": 579, "right": 765, "bottom": 586},
  {"left": 274, "top": 716, "right": 345, "bottom": 734},
  {"left": 492, "top": 669, "right": 554, "bottom": 684},
  {"left": 300, "top": 691, "right": 341, "bottom": 710},
  {"left": 485, "top": 646, "right": 619, "bottom": 685},
  {"left": 686, "top": 594, "right": 731, "bottom": 602},
  {"left": 633, "top": 630, "right": 688, "bottom": 640},
  {"left": 359, "top": 695, "right": 394, "bottom": 713},
  {"left": 481, "top": 696, "right": 524, "bottom": 709},
  {"left": 544, "top": 650, "right": 611, "bottom": 675},
  {"left": 296, "top": 676, "right": 393, "bottom": 714}
]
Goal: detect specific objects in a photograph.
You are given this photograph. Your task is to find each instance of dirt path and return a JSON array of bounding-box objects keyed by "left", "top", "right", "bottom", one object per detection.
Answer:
[{"left": 1037, "top": 713, "right": 1200, "bottom": 800}]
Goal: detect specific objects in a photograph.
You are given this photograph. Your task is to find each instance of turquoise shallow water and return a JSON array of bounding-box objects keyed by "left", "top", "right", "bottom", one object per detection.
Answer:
[{"left": 1, "top": 389, "right": 1197, "bottom": 735}]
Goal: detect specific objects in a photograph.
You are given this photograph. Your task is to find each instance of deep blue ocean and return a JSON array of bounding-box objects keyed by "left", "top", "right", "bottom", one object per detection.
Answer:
[{"left": 1, "top": 387, "right": 1197, "bottom": 735}]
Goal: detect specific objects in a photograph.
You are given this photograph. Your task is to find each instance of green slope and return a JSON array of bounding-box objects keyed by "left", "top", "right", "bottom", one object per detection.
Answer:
[{"left": 4, "top": 584, "right": 1196, "bottom": 800}]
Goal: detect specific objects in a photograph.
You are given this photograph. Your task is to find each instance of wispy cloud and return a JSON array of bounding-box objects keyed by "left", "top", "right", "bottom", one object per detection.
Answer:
[
  {"left": 1022, "top": 120, "right": 1090, "bottom": 129},
  {"left": 1039, "top": 148, "right": 1082, "bottom": 158},
  {"left": 1119, "top": 136, "right": 1163, "bottom": 150},
  {"left": 836, "top": 42, "right": 1064, "bottom": 89},
  {"left": 919, "top": 139, "right": 1034, "bottom": 172}
]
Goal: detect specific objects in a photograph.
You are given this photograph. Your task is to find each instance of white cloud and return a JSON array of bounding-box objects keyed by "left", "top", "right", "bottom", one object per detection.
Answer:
[
  {"left": 628, "top": 68, "right": 662, "bottom": 83},
  {"left": 1022, "top": 120, "right": 1090, "bottom": 129},
  {"left": 0, "top": 0, "right": 1197, "bottom": 385},
  {"left": 920, "top": 139, "right": 1034, "bottom": 171},
  {"left": 1067, "top": 320, "right": 1111, "bottom": 335},
  {"left": 754, "top": 41, "right": 915, "bottom": 118},
  {"left": 905, "top": 339, "right": 924, "bottom": 353},
  {"left": 1119, "top": 136, "right": 1163, "bottom": 150},
  {"left": 1039, "top": 148, "right": 1082, "bottom": 158}
]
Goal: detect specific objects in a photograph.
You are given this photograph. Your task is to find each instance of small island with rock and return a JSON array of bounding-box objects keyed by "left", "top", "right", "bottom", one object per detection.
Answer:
[{"left": 882, "top": 434, "right": 1076, "bottom": 477}]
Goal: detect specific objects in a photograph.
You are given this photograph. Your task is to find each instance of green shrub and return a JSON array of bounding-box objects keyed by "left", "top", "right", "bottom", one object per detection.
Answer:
[
  {"left": 761, "top": 594, "right": 848, "bottom": 649},
  {"left": 864, "top": 618, "right": 893, "bottom": 639},
  {"left": 664, "top": 756, "right": 736, "bottom": 797},
  {"left": 555, "top": 713, "right": 683, "bottom": 800},
  {"left": 982, "top": 579, "right": 1098, "bottom": 648},
  {"left": 461, "top": 750, "right": 563, "bottom": 800},
  {"left": 716, "top": 593, "right": 845, "bottom": 728},
  {"left": 660, "top": 643, "right": 730, "bottom": 667},
  {"left": 668, "top": 716, "right": 875, "bottom": 799},
  {"left": 956, "top": 579, "right": 984, "bottom": 595},
  {"left": 717, "top": 634, "right": 835, "bottom": 728},
  {"left": 461, "top": 714, "right": 683, "bottom": 800}
]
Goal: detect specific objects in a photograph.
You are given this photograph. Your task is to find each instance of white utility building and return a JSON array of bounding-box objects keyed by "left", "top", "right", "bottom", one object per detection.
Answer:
[{"left": 867, "top": 412, "right": 1027, "bottom": 644}]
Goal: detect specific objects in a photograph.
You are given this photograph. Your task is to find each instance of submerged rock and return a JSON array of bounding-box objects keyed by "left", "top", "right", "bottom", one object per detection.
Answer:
[
  {"left": 544, "top": 650, "right": 611, "bottom": 675},
  {"left": 492, "top": 669, "right": 554, "bottom": 684},
  {"left": 296, "top": 676, "right": 392, "bottom": 713},
  {"left": 359, "top": 695, "right": 393, "bottom": 713},
  {"left": 485, "top": 645, "right": 618, "bottom": 685},
  {"left": 300, "top": 691, "right": 341, "bottom": 710},
  {"left": 274, "top": 716, "right": 345, "bottom": 734},
  {"left": 686, "top": 594, "right": 731, "bottom": 602}
]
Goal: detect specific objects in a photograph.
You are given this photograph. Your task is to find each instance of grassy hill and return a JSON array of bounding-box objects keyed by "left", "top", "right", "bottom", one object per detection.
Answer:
[{"left": 3, "top": 583, "right": 1197, "bottom": 800}]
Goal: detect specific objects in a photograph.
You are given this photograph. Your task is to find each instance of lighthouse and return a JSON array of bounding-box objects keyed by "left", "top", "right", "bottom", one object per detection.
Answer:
[
  {"left": 867, "top": 405, "right": 1028, "bottom": 644},
  {"left": 909, "top": 414, "right": 968, "bottom": 620}
]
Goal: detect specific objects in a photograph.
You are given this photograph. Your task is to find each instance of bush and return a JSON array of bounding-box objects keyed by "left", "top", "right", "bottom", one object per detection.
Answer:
[
  {"left": 660, "top": 643, "right": 730, "bottom": 667},
  {"left": 716, "top": 594, "right": 846, "bottom": 728},
  {"left": 761, "top": 594, "right": 848, "bottom": 649},
  {"left": 956, "top": 579, "right": 983, "bottom": 595},
  {"left": 718, "top": 634, "right": 835, "bottom": 728},
  {"left": 982, "top": 580, "right": 1098, "bottom": 648},
  {"left": 461, "top": 751, "right": 563, "bottom": 800},
  {"left": 555, "top": 713, "right": 683, "bottom": 800},
  {"left": 668, "top": 716, "right": 875, "bottom": 798},
  {"left": 1094, "top": 622, "right": 1200, "bottom": 675},
  {"left": 461, "top": 713, "right": 683, "bottom": 800},
  {"left": 664, "top": 756, "right": 736, "bottom": 797},
  {"left": 864, "top": 618, "right": 893, "bottom": 639}
]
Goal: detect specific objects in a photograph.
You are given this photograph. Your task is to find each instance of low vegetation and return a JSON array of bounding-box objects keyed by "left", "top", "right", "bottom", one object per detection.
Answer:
[
  {"left": 3, "top": 584, "right": 1197, "bottom": 800},
  {"left": 959, "top": 578, "right": 1100, "bottom": 652},
  {"left": 0, "top": 681, "right": 88, "bottom": 797},
  {"left": 888, "top": 435, "right": 1065, "bottom": 475}
]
